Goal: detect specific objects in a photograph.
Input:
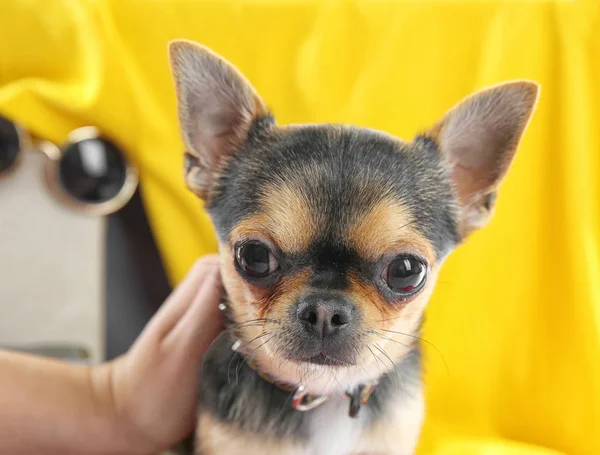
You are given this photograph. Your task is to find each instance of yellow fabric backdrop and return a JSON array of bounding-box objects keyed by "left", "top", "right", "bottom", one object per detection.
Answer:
[{"left": 1, "top": 1, "right": 598, "bottom": 454}]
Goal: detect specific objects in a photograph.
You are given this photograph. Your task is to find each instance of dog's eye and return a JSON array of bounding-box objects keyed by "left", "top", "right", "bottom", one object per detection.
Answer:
[
  {"left": 385, "top": 256, "right": 427, "bottom": 296},
  {"left": 235, "top": 243, "right": 278, "bottom": 278}
]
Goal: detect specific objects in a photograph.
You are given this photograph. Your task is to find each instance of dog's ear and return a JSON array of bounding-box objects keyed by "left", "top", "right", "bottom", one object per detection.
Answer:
[
  {"left": 168, "top": 40, "right": 269, "bottom": 199},
  {"left": 426, "top": 81, "right": 539, "bottom": 237}
]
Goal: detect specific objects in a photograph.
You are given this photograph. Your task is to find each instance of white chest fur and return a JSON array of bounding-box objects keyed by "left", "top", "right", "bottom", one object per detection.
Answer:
[
  {"left": 198, "top": 388, "right": 424, "bottom": 455},
  {"left": 305, "top": 396, "right": 369, "bottom": 455}
]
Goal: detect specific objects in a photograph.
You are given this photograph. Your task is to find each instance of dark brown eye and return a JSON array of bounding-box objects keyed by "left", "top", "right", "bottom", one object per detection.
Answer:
[
  {"left": 385, "top": 256, "right": 427, "bottom": 296},
  {"left": 235, "top": 243, "right": 278, "bottom": 278}
]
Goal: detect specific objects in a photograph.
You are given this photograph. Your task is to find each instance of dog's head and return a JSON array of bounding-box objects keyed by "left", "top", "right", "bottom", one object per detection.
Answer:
[{"left": 169, "top": 40, "right": 538, "bottom": 394}]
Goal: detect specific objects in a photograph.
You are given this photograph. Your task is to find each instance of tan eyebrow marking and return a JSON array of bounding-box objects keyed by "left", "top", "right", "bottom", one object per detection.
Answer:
[{"left": 231, "top": 181, "right": 318, "bottom": 253}]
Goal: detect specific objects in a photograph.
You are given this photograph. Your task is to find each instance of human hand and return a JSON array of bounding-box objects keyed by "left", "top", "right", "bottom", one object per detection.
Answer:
[{"left": 93, "top": 255, "right": 222, "bottom": 453}]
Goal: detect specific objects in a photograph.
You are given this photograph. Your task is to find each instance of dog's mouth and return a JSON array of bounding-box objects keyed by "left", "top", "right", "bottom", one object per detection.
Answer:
[
  {"left": 281, "top": 342, "right": 357, "bottom": 366},
  {"left": 277, "top": 328, "right": 361, "bottom": 368}
]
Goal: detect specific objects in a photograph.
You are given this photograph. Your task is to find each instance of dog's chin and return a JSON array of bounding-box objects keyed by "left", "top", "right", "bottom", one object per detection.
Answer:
[
  {"left": 305, "top": 353, "right": 351, "bottom": 367},
  {"left": 288, "top": 352, "right": 356, "bottom": 368},
  {"left": 257, "top": 352, "right": 377, "bottom": 395},
  {"left": 268, "top": 359, "right": 376, "bottom": 395},
  {"left": 258, "top": 341, "right": 378, "bottom": 394}
]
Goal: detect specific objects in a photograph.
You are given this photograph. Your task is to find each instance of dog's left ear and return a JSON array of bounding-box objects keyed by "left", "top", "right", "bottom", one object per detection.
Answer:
[
  {"left": 426, "top": 81, "right": 540, "bottom": 237},
  {"left": 168, "top": 40, "right": 269, "bottom": 199}
]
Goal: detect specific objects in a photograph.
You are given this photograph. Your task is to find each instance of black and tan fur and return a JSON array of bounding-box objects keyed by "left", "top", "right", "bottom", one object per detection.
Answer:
[{"left": 168, "top": 40, "right": 539, "bottom": 455}]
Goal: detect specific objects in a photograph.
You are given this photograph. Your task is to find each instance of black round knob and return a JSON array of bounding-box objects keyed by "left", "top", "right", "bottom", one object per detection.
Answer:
[
  {"left": 0, "top": 116, "right": 21, "bottom": 173},
  {"left": 58, "top": 137, "right": 128, "bottom": 204}
]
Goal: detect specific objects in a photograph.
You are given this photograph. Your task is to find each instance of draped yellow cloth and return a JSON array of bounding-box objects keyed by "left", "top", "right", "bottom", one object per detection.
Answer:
[{"left": 1, "top": 1, "right": 598, "bottom": 454}]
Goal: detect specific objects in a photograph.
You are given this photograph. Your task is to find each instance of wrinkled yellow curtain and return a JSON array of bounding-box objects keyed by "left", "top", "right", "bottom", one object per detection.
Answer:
[{"left": 1, "top": 1, "right": 598, "bottom": 454}]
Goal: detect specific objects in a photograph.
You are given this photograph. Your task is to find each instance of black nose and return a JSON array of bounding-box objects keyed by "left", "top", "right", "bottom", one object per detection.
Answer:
[{"left": 296, "top": 294, "right": 355, "bottom": 339}]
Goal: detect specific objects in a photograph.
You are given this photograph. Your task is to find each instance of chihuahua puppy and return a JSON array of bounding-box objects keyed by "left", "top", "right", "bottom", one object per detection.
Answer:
[{"left": 168, "top": 40, "right": 539, "bottom": 455}]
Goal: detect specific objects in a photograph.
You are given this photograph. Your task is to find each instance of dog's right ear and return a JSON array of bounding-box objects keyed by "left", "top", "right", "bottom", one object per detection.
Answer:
[{"left": 168, "top": 40, "right": 269, "bottom": 199}]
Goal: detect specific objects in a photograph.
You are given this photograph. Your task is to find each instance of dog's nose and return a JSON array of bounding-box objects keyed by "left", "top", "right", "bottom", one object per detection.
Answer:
[{"left": 296, "top": 294, "right": 355, "bottom": 339}]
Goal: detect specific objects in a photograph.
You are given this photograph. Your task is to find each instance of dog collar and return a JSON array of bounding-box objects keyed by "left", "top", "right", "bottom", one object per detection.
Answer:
[{"left": 240, "top": 342, "right": 377, "bottom": 417}]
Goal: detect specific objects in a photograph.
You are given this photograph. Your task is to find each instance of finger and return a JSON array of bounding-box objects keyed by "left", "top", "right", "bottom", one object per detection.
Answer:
[
  {"left": 150, "top": 255, "right": 219, "bottom": 335},
  {"left": 138, "top": 255, "right": 220, "bottom": 342},
  {"left": 164, "top": 266, "right": 223, "bottom": 358}
]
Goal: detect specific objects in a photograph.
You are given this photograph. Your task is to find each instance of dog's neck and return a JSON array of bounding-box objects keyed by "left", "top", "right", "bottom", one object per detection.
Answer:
[{"left": 240, "top": 342, "right": 379, "bottom": 416}]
